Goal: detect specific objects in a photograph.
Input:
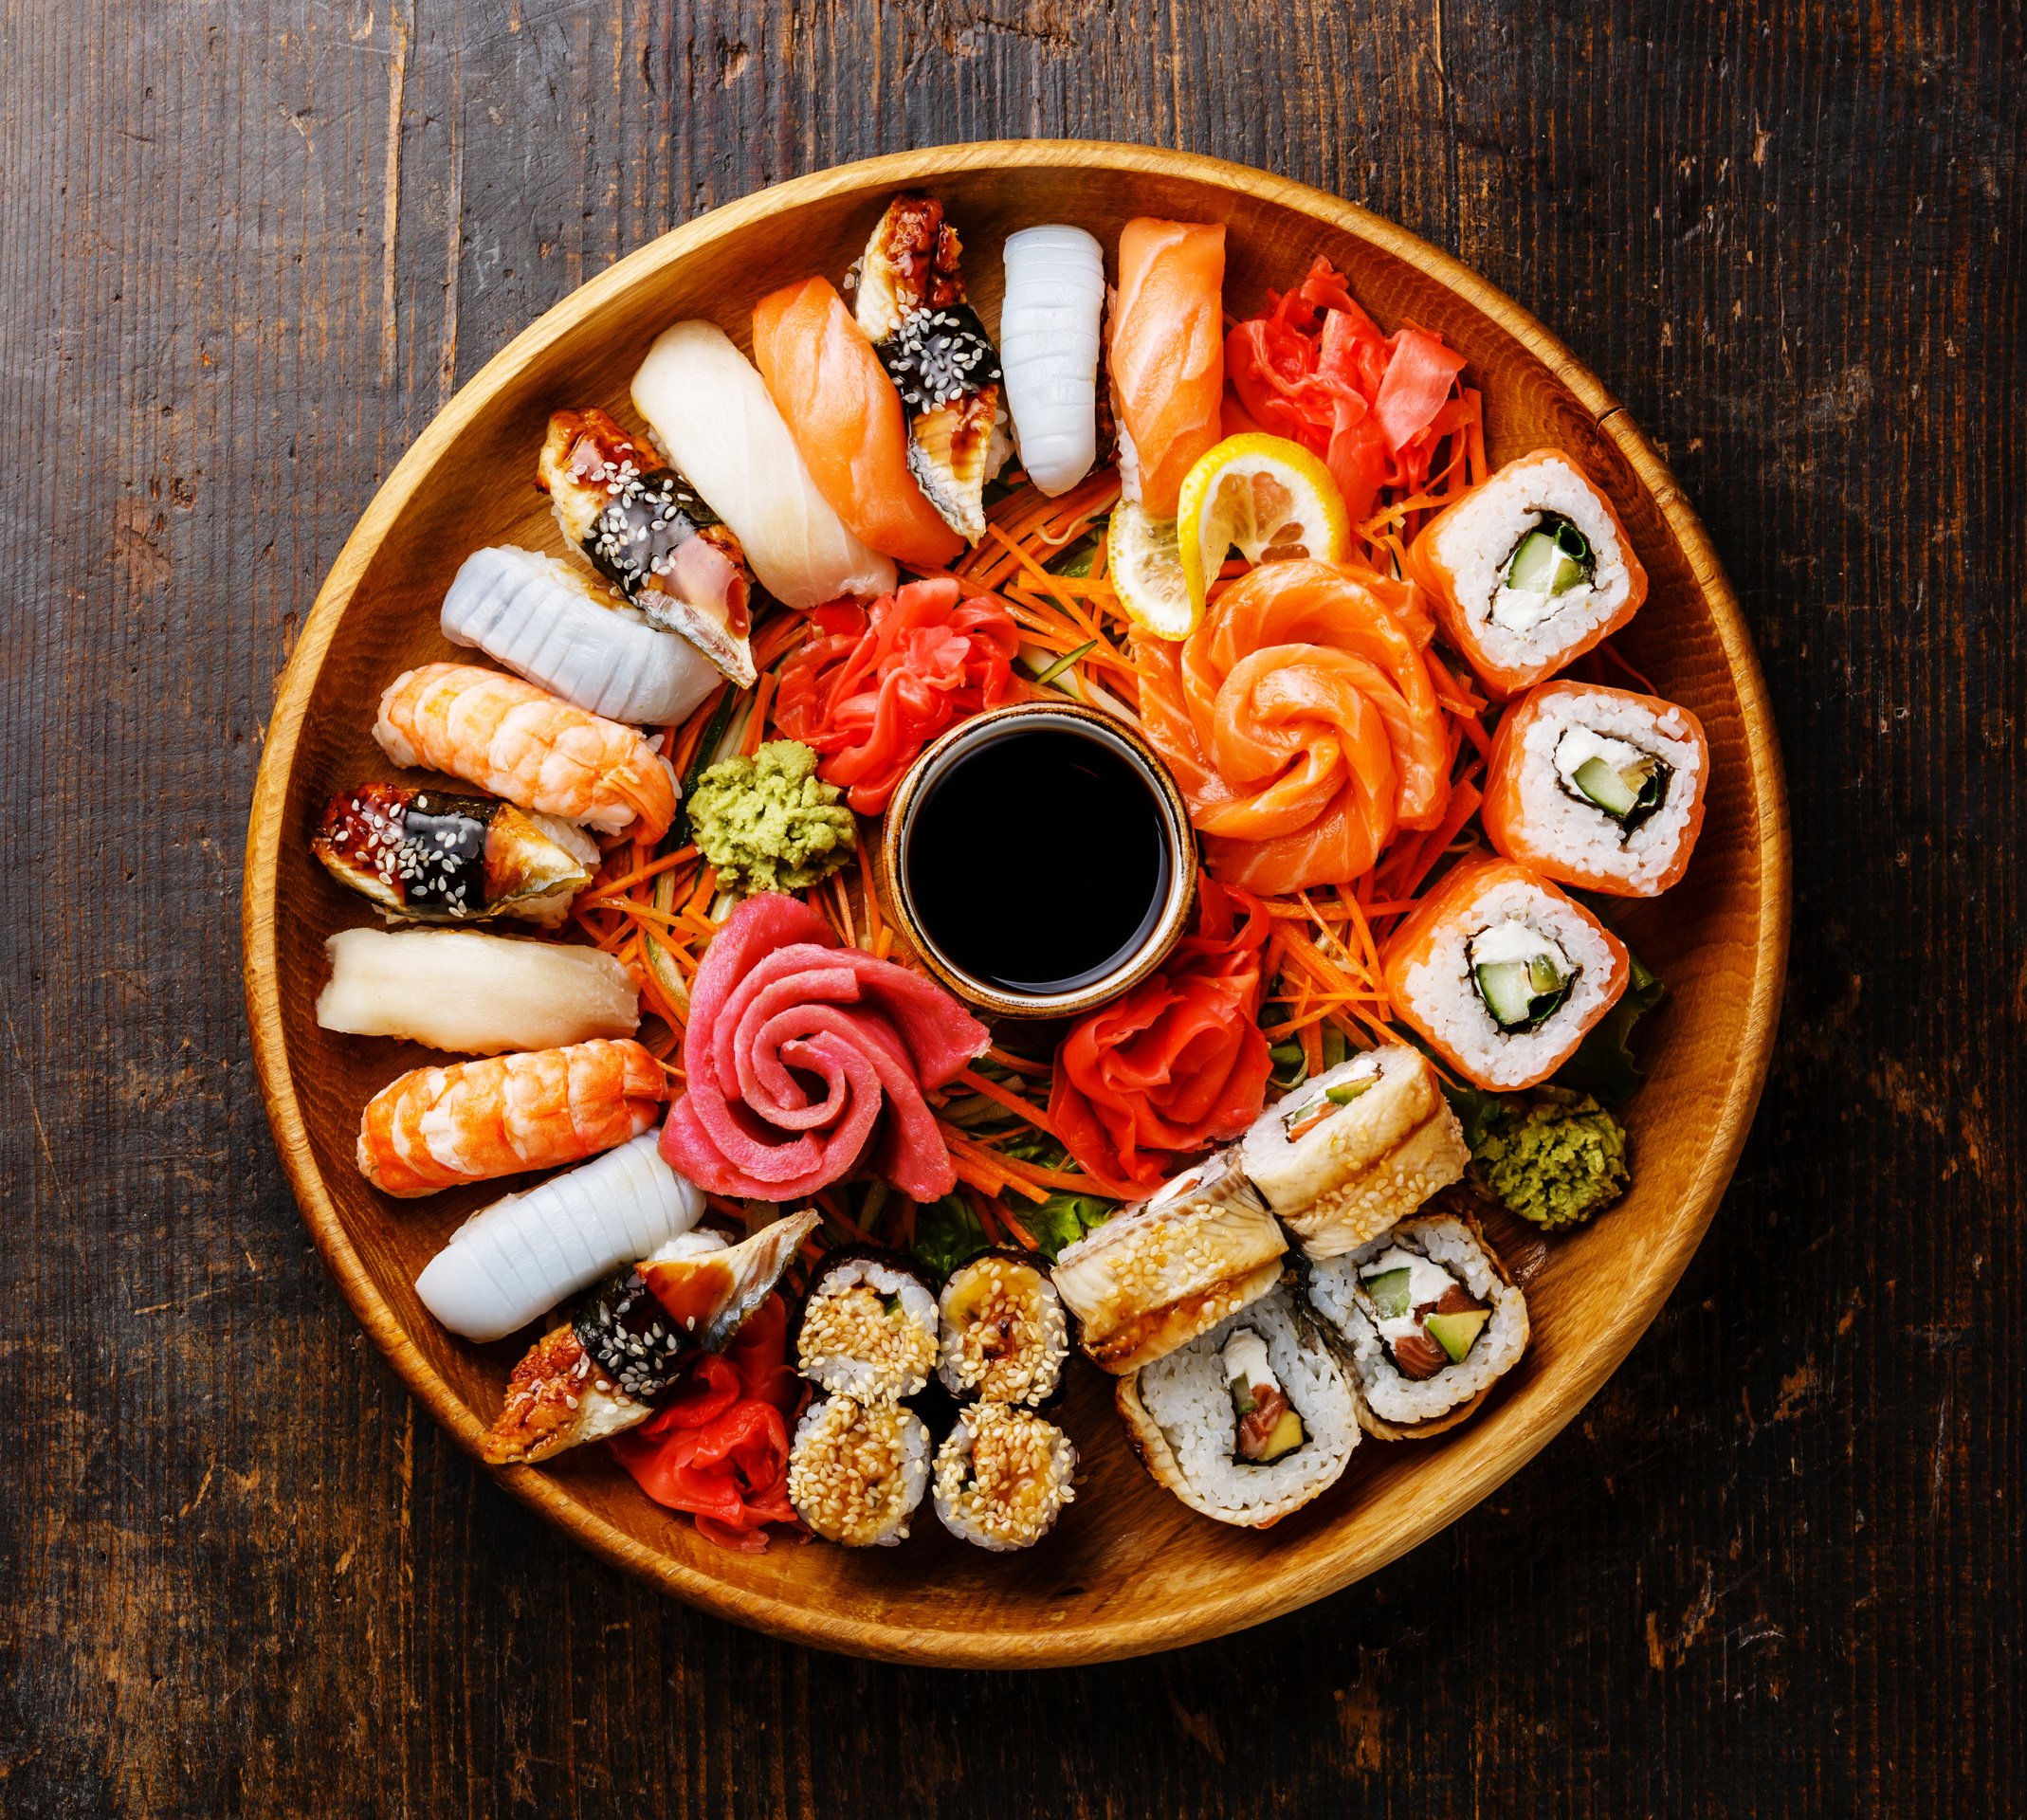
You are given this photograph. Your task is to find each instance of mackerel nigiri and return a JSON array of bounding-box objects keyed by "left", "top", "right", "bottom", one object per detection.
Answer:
[
  {"left": 1108, "top": 218, "right": 1227, "bottom": 519},
  {"left": 998, "top": 224, "right": 1105, "bottom": 497},
  {"left": 752, "top": 276, "right": 964, "bottom": 573},
  {"left": 631, "top": 320, "right": 896, "bottom": 611}
]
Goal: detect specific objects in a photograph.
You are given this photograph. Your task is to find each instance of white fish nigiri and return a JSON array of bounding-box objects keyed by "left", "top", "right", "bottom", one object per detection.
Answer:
[
  {"left": 630, "top": 319, "right": 896, "bottom": 610},
  {"left": 315, "top": 927, "right": 639, "bottom": 1055},
  {"left": 439, "top": 547, "right": 721, "bottom": 728},
  {"left": 998, "top": 226, "right": 1106, "bottom": 497},
  {"left": 416, "top": 1133, "right": 703, "bottom": 1342}
]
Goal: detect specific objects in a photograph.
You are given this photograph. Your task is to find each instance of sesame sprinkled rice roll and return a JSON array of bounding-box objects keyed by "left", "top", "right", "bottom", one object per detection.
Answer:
[
  {"left": 795, "top": 1251, "right": 940, "bottom": 1400},
  {"left": 932, "top": 1404, "right": 1078, "bottom": 1550},
  {"left": 787, "top": 1394, "right": 931, "bottom": 1546},
  {"left": 936, "top": 1250, "right": 1070, "bottom": 1406}
]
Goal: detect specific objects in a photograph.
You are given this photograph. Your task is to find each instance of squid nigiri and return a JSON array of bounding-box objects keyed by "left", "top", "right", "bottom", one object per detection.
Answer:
[
  {"left": 852, "top": 193, "right": 1007, "bottom": 540},
  {"left": 752, "top": 276, "right": 964, "bottom": 572},
  {"left": 356, "top": 1037, "right": 666, "bottom": 1198},
  {"left": 374, "top": 663, "right": 679, "bottom": 840},
  {"left": 630, "top": 320, "right": 896, "bottom": 611},
  {"left": 439, "top": 546, "right": 721, "bottom": 727},
  {"left": 998, "top": 224, "right": 1105, "bottom": 497},
  {"left": 538, "top": 408, "right": 756, "bottom": 687},
  {"left": 1109, "top": 218, "right": 1227, "bottom": 519}
]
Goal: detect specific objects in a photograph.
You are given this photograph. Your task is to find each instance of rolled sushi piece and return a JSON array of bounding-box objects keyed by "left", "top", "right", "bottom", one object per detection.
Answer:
[
  {"left": 316, "top": 927, "right": 639, "bottom": 1055},
  {"left": 311, "top": 782, "right": 597, "bottom": 928},
  {"left": 1115, "top": 1284, "right": 1359, "bottom": 1527},
  {"left": 1482, "top": 679, "right": 1710, "bottom": 898},
  {"left": 932, "top": 1403, "right": 1078, "bottom": 1551},
  {"left": 795, "top": 1250, "right": 940, "bottom": 1399},
  {"left": 1382, "top": 856, "right": 1632, "bottom": 1092},
  {"left": 936, "top": 1249, "right": 1070, "bottom": 1406},
  {"left": 439, "top": 545, "right": 721, "bottom": 728},
  {"left": 851, "top": 191, "right": 1008, "bottom": 542},
  {"left": 997, "top": 225, "right": 1105, "bottom": 497},
  {"left": 1238, "top": 1047, "right": 1470, "bottom": 1259},
  {"left": 1306, "top": 1208, "right": 1529, "bottom": 1439},
  {"left": 1050, "top": 1152, "right": 1287, "bottom": 1374},
  {"left": 415, "top": 1131, "right": 700, "bottom": 1342},
  {"left": 1406, "top": 448, "right": 1649, "bottom": 698},
  {"left": 787, "top": 1394, "right": 932, "bottom": 1546},
  {"left": 538, "top": 407, "right": 757, "bottom": 687},
  {"left": 630, "top": 319, "right": 896, "bottom": 611}
]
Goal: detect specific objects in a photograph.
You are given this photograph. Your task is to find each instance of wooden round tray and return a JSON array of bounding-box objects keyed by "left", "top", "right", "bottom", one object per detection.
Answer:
[{"left": 242, "top": 141, "right": 1789, "bottom": 1666}]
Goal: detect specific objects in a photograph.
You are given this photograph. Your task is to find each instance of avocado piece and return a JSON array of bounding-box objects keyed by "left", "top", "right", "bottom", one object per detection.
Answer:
[
  {"left": 1361, "top": 1266, "right": 1414, "bottom": 1320},
  {"left": 1253, "top": 1407, "right": 1307, "bottom": 1463},
  {"left": 1425, "top": 1308, "right": 1490, "bottom": 1364},
  {"left": 1324, "top": 1078, "right": 1375, "bottom": 1107}
]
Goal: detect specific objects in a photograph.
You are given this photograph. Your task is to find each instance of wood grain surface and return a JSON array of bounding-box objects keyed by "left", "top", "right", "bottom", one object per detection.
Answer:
[{"left": 3, "top": 0, "right": 2019, "bottom": 1812}]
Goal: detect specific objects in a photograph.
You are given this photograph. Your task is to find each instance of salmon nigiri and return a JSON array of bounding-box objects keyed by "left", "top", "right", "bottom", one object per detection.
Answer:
[
  {"left": 1108, "top": 219, "right": 1227, "bottom": 520},
  {"left": 752, "top": 278, "right": 964, "bottom": 573}
]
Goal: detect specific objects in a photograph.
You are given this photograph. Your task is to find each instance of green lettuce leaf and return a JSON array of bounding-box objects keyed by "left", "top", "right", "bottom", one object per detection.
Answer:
[
  {"left": 910, "top": 1194, "right": 988, "bottom": 1281},
  {"left": 1552, "top": 953, "right": 1666, "bottom": 1103}
]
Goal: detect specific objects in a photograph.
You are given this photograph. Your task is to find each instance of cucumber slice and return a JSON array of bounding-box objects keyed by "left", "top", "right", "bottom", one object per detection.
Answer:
[
  {"left": 1425, "top": 1308, "right": 1489, "bottom": 1363},
  {"left": 1324, "top": 1078, "right": 1375, "bottom": 1107},
  {"left": 1505, "top": 516, "right": 1594, "bottom": 595},
  {"left": 1361, "top": 1266, "right": 1414, "bottom": 1320},
  {"left": 1572, "top": 755, "right": 1640, "bottom": 816},
  {"left": 1476, "top": 958, "right": 1571, "bottom": 1029}
]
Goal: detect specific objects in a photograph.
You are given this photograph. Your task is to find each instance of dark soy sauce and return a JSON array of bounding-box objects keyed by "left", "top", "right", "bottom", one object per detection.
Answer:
[{"left": 905, "top": 725, "right": 1171, "bottom": 995}]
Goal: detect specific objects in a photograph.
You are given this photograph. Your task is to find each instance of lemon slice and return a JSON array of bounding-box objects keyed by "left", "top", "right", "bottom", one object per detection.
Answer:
[
  {"left": 1177, "top": 433, "right": 1351, "bottom": 619},
  {"left": 1105, "top": 500, "right": 1196, "bottom": 640}
]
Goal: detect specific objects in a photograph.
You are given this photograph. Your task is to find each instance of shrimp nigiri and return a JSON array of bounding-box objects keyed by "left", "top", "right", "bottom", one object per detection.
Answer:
[
  {"left": 374, "top": 663, "right": 678, "bottom": 840},
  {"left": 1108, "top": 218, "right": 1227, "bottom": 520},
  {"left": 751, "top": 277, "right": 964, "bottom": 572},
  {"left": 356, "top": 1037, "right": 666, "bottom": 1198}
]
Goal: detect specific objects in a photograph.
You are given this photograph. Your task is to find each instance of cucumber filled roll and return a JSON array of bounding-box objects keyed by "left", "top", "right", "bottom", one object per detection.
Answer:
[
  {"left": 937, "top": 1250, "right": 1069, "bottom": 1406},
  {"left": 1381, "top": 856, "right": 1631, "bottom": 1092},
  {"left": 787, "top": 1394, "right": 931, "bottom": 1546},
  {"left": 1050, "top": 1153, "right": 1287, "bottom": 1374},
  {"left": 796, "top": 1251, "right": 940, "bottom": 1399},
  {"left": 1481, "top": 680, "right": 1710, "bottom": 898},
  {"left": 1115, "top": 1286, "right": 1359, "bottom": 1528},
  {"left": 1407, "top": 449, "right": 1648, "bottom": 698},
  {"left": 932, "top": 1404, "right": 1078, "bottom": 1551},
  {"left": 1306, "top": 1210, "right": 1529, "bottom": 1439},
  {"left": 1239, "top": 1047, "right": 1470, "bottom": 1259}
]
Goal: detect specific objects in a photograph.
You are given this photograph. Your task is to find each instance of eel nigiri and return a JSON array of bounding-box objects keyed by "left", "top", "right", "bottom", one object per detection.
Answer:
[
  {"left": 1108, "top": 218, "right": 1227, "bottom": 519},
  {"left": 415, "top": 1133, "right": 703, "bottom": 1343},
  {"left": 998, "top": 224, "right": 1105, "bottom": 497},
  {"left": 752, "top": 276, "right": 964, "bottom": 572},
  {"left": 630, "top": 320, "right": 895, "bottom": 611},
  {"left": 315, "top": 927, "right": 639, "bottom": 1055},
  {"left": 852, "top": 193, "right": 1007, "bottom": 540},
  {"left": 439, "top": 546, "right": 721, "bottom": 728},
  {"left": 481, "top": 1210, "right": 820, "bottom": 1464},
  {"left": 538, "top": 408, "right": 756, "bottom": 688},
  {"left": 312, "top": 782, "right": 596, "bottom": 927}
]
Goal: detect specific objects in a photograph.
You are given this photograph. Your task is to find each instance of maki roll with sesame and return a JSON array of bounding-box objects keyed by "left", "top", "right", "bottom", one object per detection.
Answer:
[
  {"left": 1238, "top": 1046, "right": 1470, "bottom": 1259},
  {"left": 851, "top": 192, "right": 1007, "bottom": 543},
  {"left": 787, "top": 1394, "right": 932, "bottom": 1547},
  {"left": 1306, "top": 1206, "right": 1530, "bottom": 1440},
  {"left": 1050, "top": 1152, "right": 1287, "bottom": 1374},
  {"left": 932, "top": 1404, "right": 1078, "bottom": 1551},
  {"left": 1115, "top": 1285, "right": 1360, "bottom": 1528},
  {"left": 538, "top": 407, "right": 756, "bottom": 687},
  {"left": 795, "top": 1251, "right": 940, "bottom": 1399},
  {"left": 936, "top": 1250, "right": 1069, "bottom": 1406},
  {"left": 312, "top": 782, "right": 596, "bottom": 928}
]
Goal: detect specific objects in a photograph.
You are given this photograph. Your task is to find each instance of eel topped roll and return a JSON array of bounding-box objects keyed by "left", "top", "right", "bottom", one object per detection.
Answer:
[
  {"left": 1381, "top": 855, "right": 1631, "bottom": 1092},
  {"left": 1407, "top": 448, "right": 1648, "bottom": 697},
  {"left": 787, "top": 1394, "right": 932, "bottom": 1547},
  {"left": 1115, "top": 1284, "right": 1360, "bottom": 1528},
  {"left": 1238, "top": 1046, "right": 1470, "bottom": 1258},
  {"left": 1481, "top": 680, "right": 1710, "bottom": 898},
  {"left": 936, "top": 1250, "right": 1070, "bottom": 1406},
  {"left": 795, "top": 1251, "right": 941, "bottom": 1400},
  {"left": 932, "top": 1404, "right": 1078, "bottom": 1551},
  {"left": 1306, "top": 1205, "right": 1529, "bottom": 1439},
  {"left": 1050, "top": 1152, "right": 1287, "bottom": 1374}
]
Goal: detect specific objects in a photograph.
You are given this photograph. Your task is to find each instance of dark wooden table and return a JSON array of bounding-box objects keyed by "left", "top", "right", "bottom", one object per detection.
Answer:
[{"left": 4, "top": 3, "right": 2020, "bottom": 1813}]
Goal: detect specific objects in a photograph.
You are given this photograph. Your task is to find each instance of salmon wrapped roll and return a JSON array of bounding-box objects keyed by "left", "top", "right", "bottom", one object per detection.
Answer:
[
  {"left": 1108, "top": 218, "right": 1226, "bottom": 519},
  {"left": 1482, "top": 680, "right": 1709, "bottom": 897},
  {"left": 356, "top": 1037, "right": 665, "bottom": 1198},
  {"left": 1381, "top": 856, "right": 1630, "bottom": 1091},
  {"left": 751, "top": 277, "right": 963, "bottom": 572},
  {"left": 374, "top": 663, "right": 679, "bottom": 840},
  {"left": 1407, "top": 449, "right": 1648, "bottom": 697}
]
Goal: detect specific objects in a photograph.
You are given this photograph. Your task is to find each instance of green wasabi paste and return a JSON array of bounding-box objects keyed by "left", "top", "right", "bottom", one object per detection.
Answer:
[
  {"left": 685, "top": 739, "right": 857, "bottom": 896},
  {"left": 1472, "top": 1087, "right": 1630, "bottom": 1230}
]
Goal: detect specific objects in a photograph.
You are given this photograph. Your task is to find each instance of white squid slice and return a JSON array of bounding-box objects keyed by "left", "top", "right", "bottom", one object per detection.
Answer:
[{"left": 998, "top": 226, "right": 1106, "bottom": 497}]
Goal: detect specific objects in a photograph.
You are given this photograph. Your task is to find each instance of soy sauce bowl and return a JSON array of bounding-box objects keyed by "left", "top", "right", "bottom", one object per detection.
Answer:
[{"left": 882, "top": 701, "right": 1199, "bottom": 1020}]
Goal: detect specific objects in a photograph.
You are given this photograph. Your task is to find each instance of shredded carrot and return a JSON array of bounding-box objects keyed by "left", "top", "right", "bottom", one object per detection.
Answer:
[
  {"left": 954, "top": 1068, "right": 1058, "bottom": 1134},
  {"left": 740, "top": 672, "right": 777, "bottom": 757},
  {"left": 984, "top": 1046, "right": 1052, "bottom": 1079}
]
